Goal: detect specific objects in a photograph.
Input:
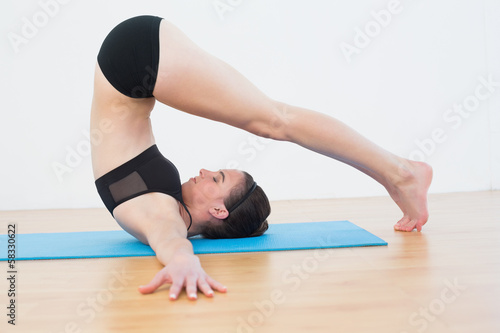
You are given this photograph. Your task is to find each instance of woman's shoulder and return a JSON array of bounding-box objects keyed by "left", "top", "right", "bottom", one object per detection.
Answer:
[{"left": 113, "top": 193, "right": 184, "bottom": 244}]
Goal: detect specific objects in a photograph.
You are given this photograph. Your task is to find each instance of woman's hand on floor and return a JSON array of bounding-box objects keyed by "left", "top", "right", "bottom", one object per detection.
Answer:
[{"left": 138, "top": 253, "right": 227, "bottom": 300}]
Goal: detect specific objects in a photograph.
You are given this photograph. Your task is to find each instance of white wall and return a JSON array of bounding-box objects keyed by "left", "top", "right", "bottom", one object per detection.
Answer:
[{"left": 1, "top": 0, "right": 499, "bottom": 211}]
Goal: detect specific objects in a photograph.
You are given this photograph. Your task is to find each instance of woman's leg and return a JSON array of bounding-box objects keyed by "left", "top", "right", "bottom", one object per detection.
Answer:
[{"left": 153, "top": 20, "right": 432, "bottom": 231}]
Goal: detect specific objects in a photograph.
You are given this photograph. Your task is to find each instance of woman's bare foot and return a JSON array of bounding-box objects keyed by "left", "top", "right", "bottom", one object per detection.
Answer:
[{"left": 385, "top": 160, "right": 433, "bottom": 232}]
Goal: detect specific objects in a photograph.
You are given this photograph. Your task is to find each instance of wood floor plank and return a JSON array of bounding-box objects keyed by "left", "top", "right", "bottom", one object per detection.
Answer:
[{"left": 1, "top": 191, "right": 499, "bottom": 332}]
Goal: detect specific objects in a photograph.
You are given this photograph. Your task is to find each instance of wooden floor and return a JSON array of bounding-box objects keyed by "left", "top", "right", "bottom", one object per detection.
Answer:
[{"left": 1, "top": 191, "right": 499, "bottom": 333}]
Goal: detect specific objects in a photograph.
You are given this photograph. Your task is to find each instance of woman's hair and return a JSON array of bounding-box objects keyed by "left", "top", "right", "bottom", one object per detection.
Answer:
[{"left": 201, "top": 171, "right": 270, "bottom": 239}]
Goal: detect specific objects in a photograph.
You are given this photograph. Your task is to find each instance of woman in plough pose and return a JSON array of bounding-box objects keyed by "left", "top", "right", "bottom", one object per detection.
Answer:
[{"left": 91, "top": 15, "right": 432, "bottom": 300}]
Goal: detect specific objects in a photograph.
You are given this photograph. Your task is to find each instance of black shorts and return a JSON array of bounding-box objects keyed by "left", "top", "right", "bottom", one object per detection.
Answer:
[
  {"left": 95, "top": 145, "right": 185, "bottom": 216},
  {"left": 97, "top": 15, "right": 163, "bottom": 98}
]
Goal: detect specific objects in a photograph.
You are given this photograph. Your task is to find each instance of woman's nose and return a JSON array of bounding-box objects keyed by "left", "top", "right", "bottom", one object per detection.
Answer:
[{"left": 199, "top": 169, "right": 208, "bottom": 178}]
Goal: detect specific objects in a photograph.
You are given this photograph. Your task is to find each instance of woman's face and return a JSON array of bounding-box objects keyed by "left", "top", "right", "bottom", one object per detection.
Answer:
[{"left": 182, "top": 169, "right": 244, "bottom": 210}]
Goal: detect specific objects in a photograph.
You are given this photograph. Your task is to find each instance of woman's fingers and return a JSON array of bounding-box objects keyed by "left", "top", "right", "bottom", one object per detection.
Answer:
[
  {"left": 197, "top": 278, "right": 214, "bottom": 298},
  {"left": 184, "top": 275, "right": 221, "bottom": 300},
  {"left": 206, "top": 275, "right": 228, "bottom": 294},
  {"left": 185, "top": 276, "right": 199, "bottom": 300},
  {"left": 138, "top": 255, "right": 227, "bottom": 300},
  {"left": 168, "top": 280, "right": 184, "bottom": 300},
  {"left": 138, "top": 269, "right": 170, "bottom": 295},
  {"left": 169, "top": 274, "right": 226, "bottom": 300}
]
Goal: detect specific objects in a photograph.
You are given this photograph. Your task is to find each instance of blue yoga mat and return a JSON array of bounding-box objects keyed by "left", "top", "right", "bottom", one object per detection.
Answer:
[{"left": 0, "top": 221, "right": 386, "bottom": 261}]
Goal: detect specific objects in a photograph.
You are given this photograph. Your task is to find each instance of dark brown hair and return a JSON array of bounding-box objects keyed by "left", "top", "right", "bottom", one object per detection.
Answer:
[{"left": 201, "top": 171, "right": 270, "bottom": 239}]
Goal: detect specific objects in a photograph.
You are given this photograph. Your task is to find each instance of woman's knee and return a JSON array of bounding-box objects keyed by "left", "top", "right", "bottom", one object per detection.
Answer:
[{"left": 252, "top": 100, "right": 295, "bottom": 141}]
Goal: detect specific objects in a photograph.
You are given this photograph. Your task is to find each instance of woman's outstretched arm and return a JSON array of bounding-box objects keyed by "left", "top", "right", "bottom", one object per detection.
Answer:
[{"left": 113, "top": 193, "right": 226, "bottom": 300}]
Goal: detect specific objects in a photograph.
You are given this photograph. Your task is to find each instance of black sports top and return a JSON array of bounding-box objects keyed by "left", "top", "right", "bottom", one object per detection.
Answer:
[{"left": 95, "top": 145, "right": 191, "bottom": 228}]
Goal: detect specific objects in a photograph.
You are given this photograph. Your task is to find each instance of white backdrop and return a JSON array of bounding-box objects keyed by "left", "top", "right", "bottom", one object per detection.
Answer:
[{"left": 1, "top": 0, "right": 499, "bottom": 210}]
